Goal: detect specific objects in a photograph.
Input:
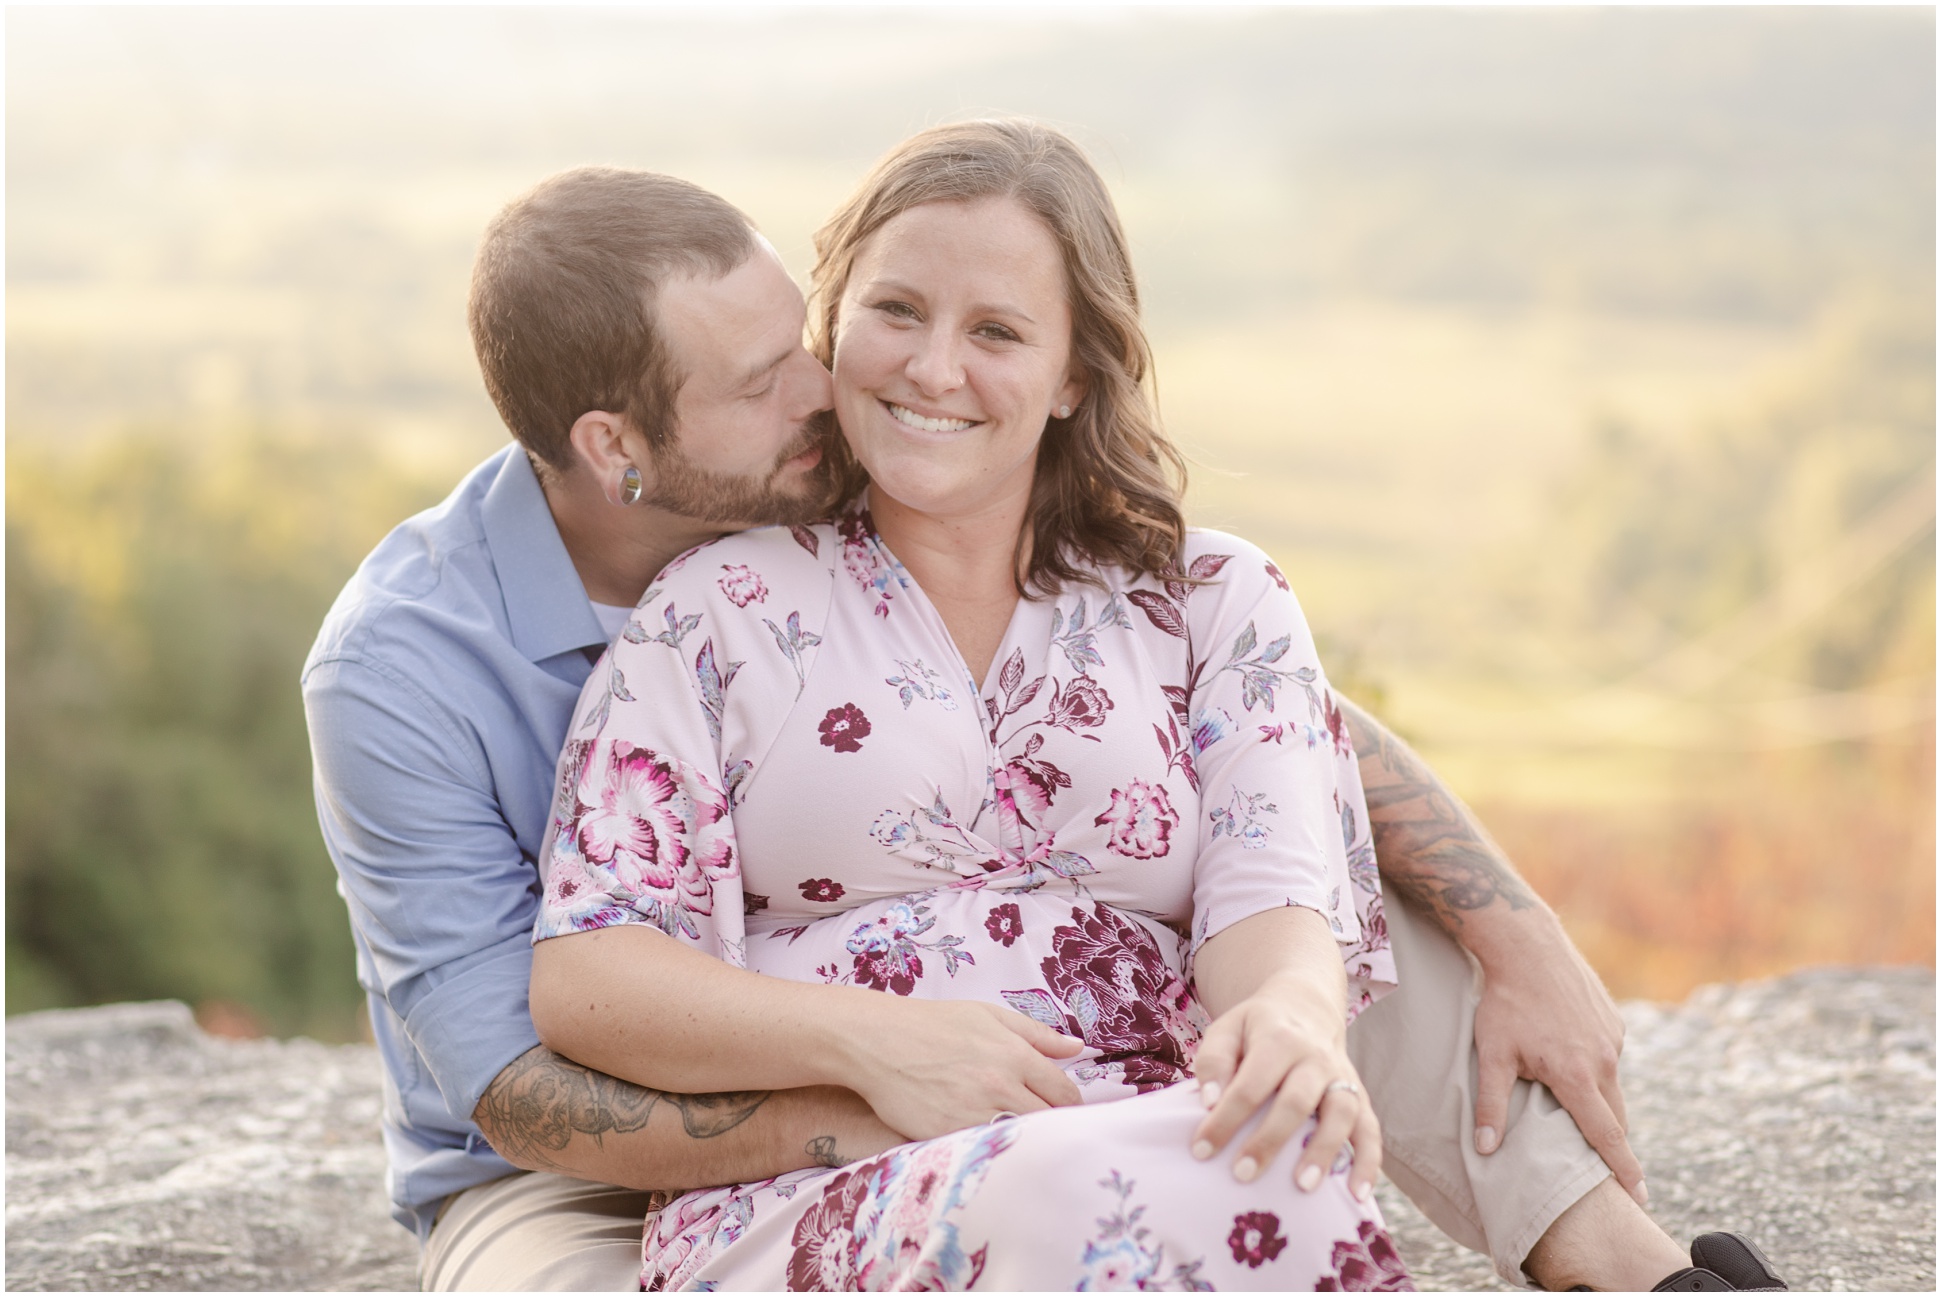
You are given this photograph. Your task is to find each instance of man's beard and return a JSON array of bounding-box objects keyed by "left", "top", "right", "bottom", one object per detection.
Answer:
[{"left": 640, "top": 413, "right": 838, "bottom": 528}]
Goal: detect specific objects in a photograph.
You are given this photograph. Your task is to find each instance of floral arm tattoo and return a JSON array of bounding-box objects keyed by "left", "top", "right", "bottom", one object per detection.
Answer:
[
  {"left": 1338, "top": 696, "right": 1536, "bottom": 933},
  {"left": 473, "top": 1045, "right": 772, "bottom": 1172}
]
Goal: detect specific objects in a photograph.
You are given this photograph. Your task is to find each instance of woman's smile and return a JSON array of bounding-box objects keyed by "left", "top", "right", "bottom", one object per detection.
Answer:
[{"left": 884, "top": 401, "right": 979, "bottom": 435}]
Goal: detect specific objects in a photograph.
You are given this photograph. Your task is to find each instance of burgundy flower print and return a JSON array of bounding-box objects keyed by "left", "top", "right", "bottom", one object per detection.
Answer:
[
  {"left": 1357, "top": 898, "right": 1388, "bottom": 957},
  {"left": 786, "top": 1158, "right": 885, "bottom": 1290},
  {"left": 800, "top": 878, "right": 846, "bottom": 904},
  {"left": 1044, "top": 674, "right": 1114, "bottom": 731},
  {"left": 743, "top": 892, "right": 770, "bottom": 916},
  {"left": 1228, "top": 1211, "right": 1290, "bottom": 1269},
  {"left": 984, "top": 649, "right": 1048, "bottom": 743},
  {"left": 1323, "top": 689, "right": 1353, "bottom": 759},
  {"left": 573, "top": 741, "right": 733, "bottom": 912},
  {"left": 844, "top": 900, "right": 971, "bottom": 995},
  {"left": 1094, "top": 779, "right": 1180, "bottom": 859},
  {"left": 716, "top": 563, "right": 767, "bottom": 607},
  {"left": 1315, "top": 1219, "right": 1415, "bottom": 1291},
  {"left": 853, "top": 944, "right": 921, "bottom": 995},
  {"left": 818, "top": 703, "right": 872, "bottom": 753},
  {"left": 838, "top": 506, "right": 897, "bottom": 618},
  {"left": 1125, "top": 588, "right": 1187, "bottom": 640},
  {"left": 1151, "top": 714, "right": 1199, "bottom": 793},
  {"left": 993, "top": 738, "right": 1071, "bottom": 836},
  {"left": 984, "top": 903, "right": 1025, "bottom": 947},
  {"left": 1265, "top": 559, "right": 1291, "bottom": 592},
  {"left": 1040, "top": 903, "right": 1198, "bottom": 1092}
]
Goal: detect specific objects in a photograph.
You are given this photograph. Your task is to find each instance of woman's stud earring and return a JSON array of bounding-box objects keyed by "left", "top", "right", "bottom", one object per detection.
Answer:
[
  {"left": 1058, "top": 405, "right": 1072, "bottom": 420},
  {"left": 619, "top": 465, "right": 644, "bottom": 506}
]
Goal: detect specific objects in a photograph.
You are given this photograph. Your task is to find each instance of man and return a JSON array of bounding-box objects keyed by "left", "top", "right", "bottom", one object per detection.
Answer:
[{"left": 304, "top": 167, "right": 1783, "bottom": 1292}]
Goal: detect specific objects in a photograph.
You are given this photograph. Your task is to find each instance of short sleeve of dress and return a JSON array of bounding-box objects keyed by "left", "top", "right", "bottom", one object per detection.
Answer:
[
  {"left": 1177, "top": 532, "right": 1398, "bottom": 1018},
  {"left": 534, "top": 525, "right": 836, "bottom": 968}
]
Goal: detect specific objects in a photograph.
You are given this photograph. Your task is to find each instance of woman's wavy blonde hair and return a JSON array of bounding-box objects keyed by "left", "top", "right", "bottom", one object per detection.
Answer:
[{"left": 809, "top": 118, "right": 1188, "bottom": 595}]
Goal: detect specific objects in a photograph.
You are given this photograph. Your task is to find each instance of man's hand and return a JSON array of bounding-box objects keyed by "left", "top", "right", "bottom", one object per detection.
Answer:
[
  {"left": 1338, "top": 696, "right": 1647, "bottom": 1206},
  {"left": 1471, "top": 927, "right": 1646, "bottom": 1206}
]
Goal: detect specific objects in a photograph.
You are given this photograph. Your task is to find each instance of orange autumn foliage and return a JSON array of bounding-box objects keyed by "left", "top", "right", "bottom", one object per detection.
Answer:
[{"left": 1482, "top": 736, "right": 1935, "bottom": 1001}]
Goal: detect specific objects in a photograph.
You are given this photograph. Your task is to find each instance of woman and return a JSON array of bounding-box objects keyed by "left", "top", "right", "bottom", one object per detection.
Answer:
[{"left": 530, "top": 119, "right": 1408, "bottom": 1291}]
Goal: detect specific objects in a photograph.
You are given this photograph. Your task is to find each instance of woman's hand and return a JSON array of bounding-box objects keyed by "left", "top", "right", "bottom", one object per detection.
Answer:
[
  {"left": 1188, "top": 905, "right": 1379, "bottom": 1201},
  {"left": 840, "top": 997, "right": 1086, "bottom": 1141},
  {"left": 1190, "top": 969, "right": 1381, "bottom": 1200}
]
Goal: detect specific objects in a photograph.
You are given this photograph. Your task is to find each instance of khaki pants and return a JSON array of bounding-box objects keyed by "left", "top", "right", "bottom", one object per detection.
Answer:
[
  {"left": 420, "top": 1170, "right": 662, "bottom": 1291},
  {"left": 1348, "top": 895, "right": 1611, "bottom": 1287},
  {"left": 421, "top": 898, "right": 1608, "bottom": 1290}
]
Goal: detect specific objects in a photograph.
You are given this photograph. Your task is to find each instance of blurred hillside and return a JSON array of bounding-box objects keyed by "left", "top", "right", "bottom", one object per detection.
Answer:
[
  {"left": 7, "top": 8, "right": 1933, "bottom": 1034},
  {"left": 6, "top": 436, "right": 450, "bottom": 1038}
]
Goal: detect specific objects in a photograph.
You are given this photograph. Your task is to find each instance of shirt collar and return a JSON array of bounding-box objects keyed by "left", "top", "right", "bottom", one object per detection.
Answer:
[{"left": 479, "top": 447, "right": 607, "bottom": 664}]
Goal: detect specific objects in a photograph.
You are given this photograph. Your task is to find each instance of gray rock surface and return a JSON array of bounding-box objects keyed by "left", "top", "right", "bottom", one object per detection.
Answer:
[
  {"left": 6, "top": 1002, "right": 416, "bottom": 1291},
  {"left": 7, "top": 968, "right": 1933, "bottom": 1292}
]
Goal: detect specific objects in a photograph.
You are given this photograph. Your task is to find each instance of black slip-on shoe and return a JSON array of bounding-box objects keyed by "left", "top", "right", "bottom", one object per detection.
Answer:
[{"left": 1650, "top": 1232, "right": 1789, "bottom": 1291}]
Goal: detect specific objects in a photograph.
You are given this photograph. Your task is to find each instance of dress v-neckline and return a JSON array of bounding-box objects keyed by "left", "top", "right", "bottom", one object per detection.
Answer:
[{"left": 861, "top": 516, "right": 1030, "bottom": 700}]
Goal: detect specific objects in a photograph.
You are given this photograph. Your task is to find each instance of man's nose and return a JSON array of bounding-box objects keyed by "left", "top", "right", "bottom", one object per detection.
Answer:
[{"left": 789, "top": 347, "right": 835, "bottom": 417}]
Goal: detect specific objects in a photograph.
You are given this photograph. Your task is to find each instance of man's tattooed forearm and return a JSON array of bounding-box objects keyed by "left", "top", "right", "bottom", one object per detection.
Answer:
[
  {"left": 472, "top": 1046, "right": 770, "bottom": 1171},
  {"left": 805, "top": 1135, "right": 852, "bottom": 1169},
  {"left": 672, "top": 1088, "right": 778, "bottom": 1139},
  {"left": 1339, "top": 697, "right": 1535, "bottom": 931}
]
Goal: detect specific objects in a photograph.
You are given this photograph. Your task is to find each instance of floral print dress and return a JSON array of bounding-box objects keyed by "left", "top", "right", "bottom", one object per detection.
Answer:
[{"left": 535, "top": 502, "right": 1407, "bottom": 1292}]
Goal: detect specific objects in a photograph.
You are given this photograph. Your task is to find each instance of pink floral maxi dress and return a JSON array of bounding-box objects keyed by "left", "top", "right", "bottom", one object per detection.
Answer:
[{"left": 535, "top": 504, "right": 1408, "bottom": 1292}]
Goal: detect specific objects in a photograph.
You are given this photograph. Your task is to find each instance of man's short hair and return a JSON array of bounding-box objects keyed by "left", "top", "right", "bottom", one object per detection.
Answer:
[{"left": 468, "top": 167, "right": 759, "bottom": 471}]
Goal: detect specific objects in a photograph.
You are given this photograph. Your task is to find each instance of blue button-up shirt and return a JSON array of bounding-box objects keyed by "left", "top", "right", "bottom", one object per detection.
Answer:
[{"left": 302, "top": 446, "right": 609, "bottom": 1240}]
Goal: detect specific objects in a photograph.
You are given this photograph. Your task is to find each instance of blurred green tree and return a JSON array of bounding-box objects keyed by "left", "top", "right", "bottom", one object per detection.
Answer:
[{"left": 6, "top": 431, "right": 449, "bottom": 1039}]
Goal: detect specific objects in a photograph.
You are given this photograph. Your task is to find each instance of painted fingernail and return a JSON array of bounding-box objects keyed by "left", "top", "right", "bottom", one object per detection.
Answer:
[
  {"left": 1297, "top": 1164, "right": 1322, "bottom": 1192},
  {"left": 1200, "top": 1081, "right": 1221, "bottom": 1109},
  {"left": 1632, "top": 1179, "right": 1650, "bottom": 1208},
  {"left": 1354, "top": 1181, "right": 1373, "bottom": 1203},
  {"left": 1192, "top": 1140, "right": 1214, "bottom": 1161},
  {"left": 1234, "top": 1156, "right": 1259, "bottom": 1183},
  {"left": 1475, "top": 1125, "right": 1499, "bottom": 1155}
]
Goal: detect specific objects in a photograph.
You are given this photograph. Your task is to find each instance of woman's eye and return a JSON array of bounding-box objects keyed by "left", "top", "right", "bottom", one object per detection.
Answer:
[
  {"left": 975, "top": 323, "right": 1021, "bottom": 343},
  {"left": 875, "top": 300, "right": 919, "bottom": 321}
]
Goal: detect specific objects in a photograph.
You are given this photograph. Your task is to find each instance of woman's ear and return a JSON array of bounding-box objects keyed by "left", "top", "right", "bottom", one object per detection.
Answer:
[
  {"left": 567, "top": 410, "right": 644, "bottom": 507},
  {"left": 1054, "top": 368, "right": 1089, "bottom": 421}
]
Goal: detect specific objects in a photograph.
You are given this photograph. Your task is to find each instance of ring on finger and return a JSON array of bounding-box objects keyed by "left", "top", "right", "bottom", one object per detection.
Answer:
[{"left": 1324, "top": 1079, "right": 1360, "bottom": 1099}]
